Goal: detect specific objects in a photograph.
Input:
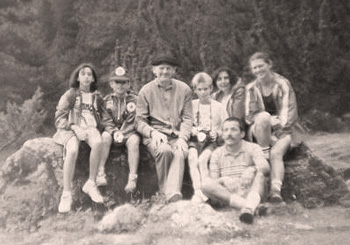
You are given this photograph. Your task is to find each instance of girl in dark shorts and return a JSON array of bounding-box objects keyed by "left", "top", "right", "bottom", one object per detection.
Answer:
[{"left": 188, "top": 72, "right": 227, "bottom": 203}]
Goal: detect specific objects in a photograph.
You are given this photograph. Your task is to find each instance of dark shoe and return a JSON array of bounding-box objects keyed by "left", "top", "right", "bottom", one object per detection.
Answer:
[
  {"left": 239, "top": 208, "right": 254, "bottom": 224},
  {"left": 256, "top": 203, "right": 269, "bottom": 216},
  {"left": 269, "top": 189, "right": 283, "bottom": 203}
]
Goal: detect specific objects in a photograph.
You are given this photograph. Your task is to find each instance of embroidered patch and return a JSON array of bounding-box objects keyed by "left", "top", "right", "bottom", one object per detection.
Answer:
[
  {"left": 126, "top": 102, "right": 136, "bottom": 112},
  {"left": 106, "top": 100, "right": 114, "bottom": 109},
  {"left": 115, "top": 67, "right": 126, "bottom": 76},
  {"left": 74, "top": 96, "right": 81, "bottom": 108}
]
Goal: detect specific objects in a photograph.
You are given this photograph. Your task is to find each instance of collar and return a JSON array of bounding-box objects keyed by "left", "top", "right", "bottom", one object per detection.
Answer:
[
  {"left": 222, "top": 142, "right": 245, "bottom": 157},
  {"left": 112, "top": 93, "right": 126, "bottom": 98},
  {"left": 156, "top": 78, "right": 173, "bottom": 90}
]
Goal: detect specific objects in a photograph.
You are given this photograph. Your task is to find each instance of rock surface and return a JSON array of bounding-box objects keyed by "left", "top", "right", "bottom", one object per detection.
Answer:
[
  {"left": 0, "top": 137, "right": 349, "bottom": 232},
  {"left": 282, "top": 144, "right": 350, "bottom": 208}
]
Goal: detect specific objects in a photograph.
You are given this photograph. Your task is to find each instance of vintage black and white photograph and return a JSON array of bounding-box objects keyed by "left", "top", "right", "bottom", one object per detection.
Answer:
[{"left": 1, "top": 0, "right": 350, "bottom": 244}]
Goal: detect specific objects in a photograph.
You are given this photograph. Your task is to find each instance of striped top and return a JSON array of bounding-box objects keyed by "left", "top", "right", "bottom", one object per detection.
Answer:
[
  {"left": 245, "top": 72, "right": 298, "bottom": 128},
  {"left": 209, "top": 140, "right": 268, "bottom": 178}
]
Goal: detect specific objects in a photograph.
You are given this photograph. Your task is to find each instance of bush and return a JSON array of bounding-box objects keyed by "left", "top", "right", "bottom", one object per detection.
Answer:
[
  {"left": 0, "top": 87, "right": 47, "bottom": 150},
  {"left": 301, "top": 109, "right": 349, "bottom": 133}
]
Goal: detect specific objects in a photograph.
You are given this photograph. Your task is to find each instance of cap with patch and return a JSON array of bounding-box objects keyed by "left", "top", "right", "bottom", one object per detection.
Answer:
[
  {"left": 151, "top": 54, "right": 179, "bottom": 67},
  {"left": 109, "top": 67, "right": 130, "bottom": 82}
]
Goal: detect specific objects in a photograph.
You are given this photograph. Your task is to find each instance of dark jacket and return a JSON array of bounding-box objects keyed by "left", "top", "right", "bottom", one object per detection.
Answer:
[
  {"left": 102, "top": 91, "right": 138, "bottom": 139},
  {"left": 211, "top": 79, "right": 245, "bottom": 121}
]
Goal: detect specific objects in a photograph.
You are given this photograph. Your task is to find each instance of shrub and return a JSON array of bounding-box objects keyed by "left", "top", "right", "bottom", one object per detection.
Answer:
[
  {"left": 301, "top": 109, "right": 349, "bottom": 133},
  {"left": 0, "top": 87, "right": 47, "bottom": 150}
]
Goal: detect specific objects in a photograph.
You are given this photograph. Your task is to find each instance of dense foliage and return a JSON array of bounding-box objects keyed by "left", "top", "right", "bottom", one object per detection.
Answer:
[
  {"left": 0, "top": 87, "right": 47, "bottom": 151},
  {"left": 1, "top": 0, "right": 350, "bottom": 130}
]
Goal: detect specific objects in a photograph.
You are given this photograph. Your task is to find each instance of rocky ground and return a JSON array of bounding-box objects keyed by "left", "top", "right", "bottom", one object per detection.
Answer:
[{"left": 0, "top": 133, "right": 350, "bottom": 245}]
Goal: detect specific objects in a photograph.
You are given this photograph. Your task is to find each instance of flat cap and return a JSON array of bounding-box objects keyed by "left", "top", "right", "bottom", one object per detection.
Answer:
[
  {"left": 109, "top": 66, "right": 130, "bottom": 82},
  {"left": 151, "top": 54, "right": 179, "bottom": 67}
]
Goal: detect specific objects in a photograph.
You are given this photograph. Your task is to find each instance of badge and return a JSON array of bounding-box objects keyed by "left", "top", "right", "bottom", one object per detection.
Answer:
[
  {"left": 106, "top": 100, "right": 114, "bottom": 109},
  {"left": 126, "top": 102, "right": 136, "bottom": 112},
  {"left": 115, "top": 67, "right": 126, "bottom": 76},
  {"left": 74, "top": 96, "right": 81, "bottom": 108},
  {"left": 114, "top": 132, "right": 124, "bottom": 143},
  {"left": 197, "top": 132, "right": 207, "bottom": 143}
]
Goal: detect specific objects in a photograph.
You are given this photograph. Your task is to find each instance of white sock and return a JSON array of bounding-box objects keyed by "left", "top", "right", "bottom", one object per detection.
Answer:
[
  {"left": 271, "top": 179, "right": 282, "bottom": 191},
  {"left": 246, "top": 192, "right": 261, "bottom": 211}
]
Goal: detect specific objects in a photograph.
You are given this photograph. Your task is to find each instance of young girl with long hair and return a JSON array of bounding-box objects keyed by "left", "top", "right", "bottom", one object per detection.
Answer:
[{"left": 53, "top": 63, "right": 109, "bottom": 213}]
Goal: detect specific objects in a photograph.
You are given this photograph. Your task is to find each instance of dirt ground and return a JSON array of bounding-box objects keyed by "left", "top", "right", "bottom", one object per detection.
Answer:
[{"left": 1, "top": 133, "right": 350, "bottom": 245}]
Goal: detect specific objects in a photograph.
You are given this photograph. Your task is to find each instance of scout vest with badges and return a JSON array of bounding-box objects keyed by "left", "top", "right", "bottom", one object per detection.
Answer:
[{"left": 105, "top": 93, "right": 136, "bottom": 129}]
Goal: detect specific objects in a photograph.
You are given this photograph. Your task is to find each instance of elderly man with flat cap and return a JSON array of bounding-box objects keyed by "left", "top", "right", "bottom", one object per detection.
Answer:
[{"left": 136, "top": 54, "right": 193, "bottom": 203}]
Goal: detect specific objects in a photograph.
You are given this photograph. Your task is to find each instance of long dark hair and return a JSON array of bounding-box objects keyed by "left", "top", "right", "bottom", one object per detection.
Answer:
[
  {"left": 69, "top": 63, "right": 98, "bottom": 92},
  {"left": 212, "top": 66, "right": 238, "bottom": 90}
]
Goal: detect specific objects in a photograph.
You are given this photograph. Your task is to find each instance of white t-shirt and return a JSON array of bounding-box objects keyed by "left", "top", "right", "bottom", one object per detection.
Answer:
[
  {"left": 192, "top": 99, "right": 227, "bottom": 133},
  {"left": 80, "top": 92, "right": 97, "bottom": 128}
]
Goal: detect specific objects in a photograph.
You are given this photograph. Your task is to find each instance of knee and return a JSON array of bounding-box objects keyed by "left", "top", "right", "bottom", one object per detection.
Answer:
[
  {"left": 101, "top": 132, "right": 112, "bottom": 145},
  {"left": 254, "top": 171, "right": 265, "bottom": 184},
  {"left": 66, "top": 139, "right": 79, "bottom": 157},
  {"left": 174, "top": 148, "right": 185, "bottom": 161},
  {"left": 202, "top": 178, "right": 215, "bottom": 192},
  {"left": 127, "top": 135, "right": 140, "bottom": 150},
  {"left": 90, "top": 137, "right": 103, "bottom": 150},
  {"left": 254, "top": 112, "right": 271, "bottom": 127},
  {"left": 156, "top": 144, "right": 173, "bottom": 158}
]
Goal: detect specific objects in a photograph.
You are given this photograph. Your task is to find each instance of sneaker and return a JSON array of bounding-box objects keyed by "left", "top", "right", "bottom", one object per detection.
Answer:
[
  {"left": 239, "top": 208, "right": 254, "bottom": 224},
  {"left": 124, "top": 174, "right": 138, "bottom": 193},
  {"left": 58, "top": 191, "right": 72, "bottom": 213},
  {"left": 96, "top": 172, "right": 107, "bottom": 187},
  {"left": 255, "top": 203, "right": 269, "bottom": 216},
  {"left": 82, "top": 180, "right": 104, "bottom": 203},
  {"left": 269, "top": 189, "right": 283, "bottom": 203}
]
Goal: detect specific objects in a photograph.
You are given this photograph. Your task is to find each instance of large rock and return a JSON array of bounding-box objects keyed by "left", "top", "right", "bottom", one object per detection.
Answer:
[
  {"left": 0, "top": 138, "right": 349, "bottom": 232},
  {"left": 0, "top": 137, "right": 159, "bottom": 231},
  {"left": 282, "top": 143, "right": 350, "bottom": 208}
]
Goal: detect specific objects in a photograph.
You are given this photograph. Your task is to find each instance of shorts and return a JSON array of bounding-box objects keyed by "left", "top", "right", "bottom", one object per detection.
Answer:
[
  {"left": 53, "top": 129, "right": 76, "bottom": 146},
  {"left": 248, "top": 120, "right": 305, "bottom": 147}
]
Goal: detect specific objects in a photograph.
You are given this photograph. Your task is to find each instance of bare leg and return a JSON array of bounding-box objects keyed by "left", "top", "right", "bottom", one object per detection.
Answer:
[
  {"left": 188, "top": 148, "right": 200, "bottom": 190},
  {"left": 63, "top": 136, "right": 80, "bottom": 192},
  {"left": 85, "top": 128, "right": 103, "bottom": 182},
  {"left": 125, "top": 134, "right": 140, "bottom": 193},
  {"left": 82, "top": 128, "right": 104, "bottom": 203},
  {"left": 99, "top": 131, "right": 112, "bottom": 172},
  {"left": 198, "top": 148, "right": 212, "bottom": 180},
  {"left": 270, "top": 135, "right": 292, "bottom": 191},
  {"left": 245, "top": 172, "right": 265, "bottom": 211},
  {"left": 202, "top": 178, "right": 247, "bottom": 209},
  {"left": 252, "top": 112, "right": 272, "bottom": 148}
]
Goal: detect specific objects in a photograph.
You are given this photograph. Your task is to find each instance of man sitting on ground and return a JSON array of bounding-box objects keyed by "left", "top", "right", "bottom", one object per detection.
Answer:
[{"left": 202, "top": 117, "right": 270, "bottom": 224}]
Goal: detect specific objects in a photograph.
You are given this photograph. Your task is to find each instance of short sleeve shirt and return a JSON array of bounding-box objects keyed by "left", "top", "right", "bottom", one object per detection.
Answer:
[{"left": 209, "top": 140, "right": 266, "bottom": 178}]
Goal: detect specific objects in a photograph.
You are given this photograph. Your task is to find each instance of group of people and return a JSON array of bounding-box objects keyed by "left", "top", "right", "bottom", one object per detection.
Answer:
[{"left": 53, "top": 51, "right": 303, "bottom": 224}]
